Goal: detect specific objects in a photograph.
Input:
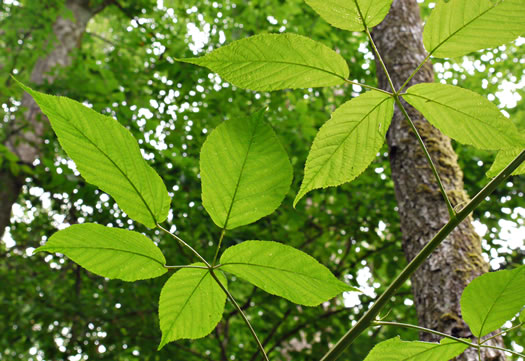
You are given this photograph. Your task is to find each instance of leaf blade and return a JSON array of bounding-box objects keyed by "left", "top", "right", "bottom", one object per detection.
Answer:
[
  {"left": 486, "top": 148, "right": 525, "bottom": 178},
  {"left": 305, "top": 0, "right": 393, "bottom": 31},
  {"left": 17, "top": 81, "right": 171, "bottom": 228},
  {"left": 363, "top": 336, "right": 469, "bottom": 361},
  {"left": 424, "top": 0, "right": 525, "bottom": 58},
  {"left": 158, "top": 266, "right": 227, "bottom": 349},
  {"left": 220, "top": 241, "right": 354, "bottom": 306},
  {"left": 178, "top": 33, "right": 349, "bottom": 91},
  {"left": 33, "top": 223, "right": 167, "bottom": 281},
  {"left": 294, "top": 91, "right": 394, "bottom": 206},
  {"left": 200, "top": 110, "right": 293, "bottom": 230},
  {"left": 461, "top": 265, "right": 525, "bottom": 338},
  {"left": 403, "top": 83, "right": 525, "bottom": 150}
]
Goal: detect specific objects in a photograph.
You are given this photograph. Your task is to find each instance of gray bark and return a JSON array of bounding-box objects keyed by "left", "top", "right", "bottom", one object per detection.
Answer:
[
  {"left": 371, "top": 0, "right": 505, "bottom": 359},
  {"left": 1, "top": 0, "right": 102, "bottom": 240}
]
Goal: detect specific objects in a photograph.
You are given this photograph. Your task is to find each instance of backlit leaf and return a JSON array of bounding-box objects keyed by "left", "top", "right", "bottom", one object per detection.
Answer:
[
  {"left": 486, "top": 149, "right": 525, "bottom": 178},
  {"left": 177, "top": 33, "right": 349, "bottom": 91},
  {"left": 305, "top": 0, "right": 393, "bottom": 31},
  {"left": 294, "top": 91, "right": 393, "bottom": 206},
  {"left": 363, "top": 336, "right": 469, "bottom": 361},
  {"left": 33, "top": 223, "right": 167, "bottom": 281},
  {"left": 200, "top": 110, "right": 293, "bottom": 229},
  {"left": 461, "top": 265, "right": 525, "bottom": 338},
  {"left": 403, "top": 83, "right": 525, "bottom": 150},
  {"left": 17, "top": 81, "right": 171, "bottom": 228},
  {"left": 220, "top": 241, "right": 355, "bottom": 306},
  {"left": 424, "top": 0, "right": 525, "bottom": 58},
  {"left": 158, "top": 266, "right": 227, "bottom": 349}
]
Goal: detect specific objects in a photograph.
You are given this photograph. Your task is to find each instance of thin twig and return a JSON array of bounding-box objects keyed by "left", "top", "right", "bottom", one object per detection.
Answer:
[
  {"left": 209, "top": 270, "right": 269, "bottom": 361},
  {"left": 398, "top": 53, "right": 431, "bottom": 93},
  {"left": 481, "top": 322, "right": 524, "bottom": 344},
  {"left": 212, "top": 229, "right": 226, "bottom": 266}
]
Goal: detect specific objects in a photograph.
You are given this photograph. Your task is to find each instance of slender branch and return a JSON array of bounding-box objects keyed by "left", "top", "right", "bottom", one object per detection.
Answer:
[
  {"left": 156, "top": 224, "right": 211, "bottom": 268},
  {"left": 209, "top": 270, "right": 269, "bottom": 361},
  {"left": 342, "top": 79, "right": 392, "bottom": 95},
  {"left": 212, "top": 229, "right": 226, "bottom": 266},
  {"left": 164, "top": 264, "right": 209, "bottom": 270},
  {"left": 481, "top": 322, "right": 524, "bottom": 344},
  {"left": 248, "top": 307, "right": 293, "bottom": 361},
  {"left": 320, "top": 150, "right": 525, "bottom": 361},
  {"left": 398, "top": 53, "right": 431, "bottom": 93},
  {"left": 394, "top": 96, "right": 456, "bottom": 219},
  {"left": 373, "top": 321, "right": 476, "bottom": 348},
  {"left": 364, "top": 28, "right": 396, "bottom": 93}
]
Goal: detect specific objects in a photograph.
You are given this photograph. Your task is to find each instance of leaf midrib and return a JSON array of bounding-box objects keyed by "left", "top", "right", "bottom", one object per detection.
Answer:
[
  {"left": 38, "top": 245, "right": 164, "bottom": 266},
  {"left": 302, "top": 95, "right": 391, "bottom": 193},
  {"left": 221, "top": 262, "right": 342, "bottom": 285},
  {"left": 51, "top": 102, "right": 158, "bottom": 226},
  {"left": 429, "top": 0, "right": 503, "bottom": 56}
]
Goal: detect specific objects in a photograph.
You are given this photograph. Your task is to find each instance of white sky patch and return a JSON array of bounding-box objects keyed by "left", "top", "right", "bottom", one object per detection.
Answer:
[{"left": 187, "top": 22, "right": 210, "bottom": 54}]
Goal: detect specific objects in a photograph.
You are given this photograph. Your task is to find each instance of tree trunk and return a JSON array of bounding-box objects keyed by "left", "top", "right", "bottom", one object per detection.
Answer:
[
  {"left": 1, "top": 0, "right": 103, "bottom": 240},
  {"left": 371, "top": 0, "right": 505, "bottom": 359}
]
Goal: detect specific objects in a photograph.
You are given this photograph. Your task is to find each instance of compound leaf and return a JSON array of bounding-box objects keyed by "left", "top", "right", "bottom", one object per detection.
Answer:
[
  {"left": 486, "top": 148, "right": 525, "bottom": 178},
  {"left": 17, "top": 81, "right": 170, "bottom": 228},
  {"left": 295, "top": 91, "right": 393, "bottom": 206},
  {"left": 201, "top": 110, "right": 292, "bottom": 230},
  {"left": 305, "top": 0, "right": 393, "bottom": 31},
  {"left": 178, "top": 33, "right": 349, "bottom": 91},
  {"left": 158, "top": 266, "right": 227, "bottom": 349},
  {"left": 424, "top": 0, "right": 525, "bottom": 58},
  {"left": 33, "top": 223, "right": 167, "bottom": 281},
  {"left": 220, "top": 241, "right": 355, "bottom": 306},
  {"left": 461, "top": 265, "right": 525, "bottom": 338},
  {"left": 363, "top": 336, "right": 469, "bottom": 361},
  {"left": 403, "top": 83, "right": 525, "bottom": 150}
]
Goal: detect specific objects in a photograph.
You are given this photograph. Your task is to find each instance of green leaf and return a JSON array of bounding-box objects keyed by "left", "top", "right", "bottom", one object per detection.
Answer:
[
  {"left": 423, "top": 0, "right": 525, "bottom": 58},
  {"left": 461, "top": 265, "right": 525, "bottom": 338},
  {"left": 520, "top": 309, "right": 525, "bottom": 324},
  {"left": 200, "top": 110, "right": 293, "bottom": 230},
  {"left": 158, "top": 266, "right": 227, "bottom": 349},
  {"left": 294, "top": 91, "right": 393, "bottom": 206},
  {"left": 363, "top": 336, "right": 469, "bottom": 361},
  {"left": 403, "top": 83, "right": 525, "bottom": 150},
  {"left": 219, "top": 241, "right": 354, "bottom": 306},
  {"left": 16, "top": 81, "right": 170, "bottom": 228},
  {"left": 486, "top": 148, "right": 525, "bottom": 178},
  {"left": 304, "top": 0, "right": 393, "bottom": 31},
  {"left": 177, "top": 33, "right": 349, "bottom": 91},
  {"left": 33, "top": 223, "right": 167, "bottom": 281}
]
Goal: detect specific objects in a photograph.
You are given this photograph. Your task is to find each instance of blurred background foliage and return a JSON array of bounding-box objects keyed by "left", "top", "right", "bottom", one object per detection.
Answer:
[{"left": 0, "top": 0, "right": 523, "bottom": 360}]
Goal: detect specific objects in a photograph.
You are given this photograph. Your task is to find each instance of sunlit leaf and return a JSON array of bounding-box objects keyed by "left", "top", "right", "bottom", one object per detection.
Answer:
[
  {"left": 177, "top": 33, "right": 349, "bottom": 91},
  {"left": 16, "top": 81, "right": 171, "bottom": 228},
  {"left": 201, "top": 110, "right": 292, "bottom": 229},
  {"left": 403, "top": 83, "right": 525, "bottom": 150},
  {"left": 295, "top": 91, "right": 393, "bottom": 206},
  {"left": 486, "top": 149, "right": 525, "bottom": 178},
  {"left": 363, "top": 336, "right": 469, "bottom": 361},
  {"left": 220, "top": 241, "right": 355, "bottom": 306},
  {"left": 33, "top": 224, "right": 167, "bottom": 281},
  {"left": 424, "top": 0, "right": 525, "bottom": 58},
  {"left": 158, "top": 265, "right": 227, "bottom": 349},
  {"left": 305, "top": 0, "right": 393, "bottom": 31},
  {"left": 461, "top": 265, "right": 525, "bottom": 338}
]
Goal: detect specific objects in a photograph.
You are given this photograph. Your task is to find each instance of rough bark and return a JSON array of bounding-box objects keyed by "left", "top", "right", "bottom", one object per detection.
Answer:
[
  {"left": 1, "top": 0, "right": 103, "bottom": 240},
  {"left": 371, "top": 0, "right": 505, "bottom": 359}
]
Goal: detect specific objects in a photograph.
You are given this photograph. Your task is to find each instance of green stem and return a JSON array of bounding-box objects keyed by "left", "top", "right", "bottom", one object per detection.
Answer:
[
  {"left": 320, "top": 150, "right": 525, "bottom": 361},
  {"left": 364, "top": 27, "right": 397, "bottom": 93},
  {"left": 212, "top": 229, "right": 226, "bottom": 266},
  {"left": 398, "top": 53, "right": 431, "bottom": 93},
  {"left": 342, "top": 78, "right": 392, "bottom": 95},
  {"left": 209, "top": 270, "right": 269, "bottom": 361},
  {"left": 373, "top": 321, "right": 476, "bottom": 348},
  {"left": 481, "top": 322, "right": 524, "bottom": 344},
  {"left": 157, "top": 224, "right": 211, "bottom": 268},
  {"left": 394, "top": 96, "right": 456, "bottom": 219}
]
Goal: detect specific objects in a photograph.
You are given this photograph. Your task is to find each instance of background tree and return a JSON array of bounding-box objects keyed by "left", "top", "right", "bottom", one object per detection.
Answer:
[{"left": 1, "top": 1, "right": 523, "bottom": 360}]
